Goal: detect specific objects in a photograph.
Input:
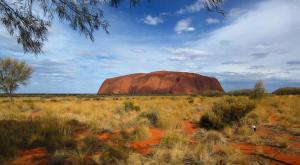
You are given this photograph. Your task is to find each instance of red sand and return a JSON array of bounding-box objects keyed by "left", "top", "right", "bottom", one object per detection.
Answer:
[
  {"left": 130, "top": 128, "right": 164, "bottom": 154},
  {"left": 73, "top": 129, "right": 93, "bottom": 141},
  {"left": 8, "top": 148, "right": 48, "bottom": 165},
  {"left": 28, "top": 112, "right": 41, "bottom": 120},
  {"left": 257, "top": 127, "right": 296, "bottom": 140},
  {"left": 235, "top": 143, "right": 300, "bottom": 165},
  {"left": 292, "top": 142, "right": 300, "bottom": 149},
  {"left": 182, "top": 120, "right": 197, "bottom": 135},
  {"left": 269, "top": 114, "right": 280, "bottom": 125}
]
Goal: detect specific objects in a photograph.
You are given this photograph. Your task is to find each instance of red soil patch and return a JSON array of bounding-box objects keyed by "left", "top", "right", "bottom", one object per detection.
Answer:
[
  {"left": 8, "top": 148, "right": 49, "bottom": 165},
  {"left": 292, "top": 142, "right": 300, "bottom": 149},
  {"left": 28, "top": 111, "right": 41, "bottom": 120},
  {"left": 130, "top": 128, "right": 164, "bottom": 154},
  {"left": 182, "top": 120, "right": 197, "bottom": 135},
  {"left": 257, "top": 127, "right": 296, "bottom": 140},
  {"left": 235, "top": 143, "right": 300, "bottom": 165},
  {"left": 97, "top": 132, "right": 111, "bottom": 140},
  {"left": 269, "top": 114, "right": 280, "bottom": 125},
  {"left": 73, "top": 129, "right": 93, "bottom": 141}
]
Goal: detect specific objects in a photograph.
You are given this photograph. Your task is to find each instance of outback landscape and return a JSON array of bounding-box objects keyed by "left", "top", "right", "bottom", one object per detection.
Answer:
[
  {"left": 0, "top": 73, "right": 300, "bottom": 164},
  {"left": 0, "top": 0, "right": 300, "bottom": 165}
]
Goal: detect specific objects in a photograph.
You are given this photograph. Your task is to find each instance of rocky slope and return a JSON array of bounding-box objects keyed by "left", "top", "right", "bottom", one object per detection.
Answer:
[{"left": 98, "top": 71, "right": 224, "bottom": 95}]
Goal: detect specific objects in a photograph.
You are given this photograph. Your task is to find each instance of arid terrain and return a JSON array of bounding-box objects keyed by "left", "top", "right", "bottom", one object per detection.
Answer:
[{"left": 0, "top": 95, "right": 299, "bottom": 165}]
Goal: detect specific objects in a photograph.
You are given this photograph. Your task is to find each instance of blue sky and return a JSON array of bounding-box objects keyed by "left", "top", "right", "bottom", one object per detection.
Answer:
[{"left": 0, "top": 0, "right": 299, "bottom": 93}]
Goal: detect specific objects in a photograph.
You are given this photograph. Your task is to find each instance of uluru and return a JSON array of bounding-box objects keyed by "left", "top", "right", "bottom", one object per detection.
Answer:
[{"left": 98, "top": 71, "right": 224, "bottom": 95}]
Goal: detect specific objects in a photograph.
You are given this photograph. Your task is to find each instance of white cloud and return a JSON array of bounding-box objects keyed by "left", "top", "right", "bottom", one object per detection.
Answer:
[
  {"left": 177, "top": 0, "right": 203, "bottom": 14},
  {"left": 174, "top": 19, "right": 195, "bottom": 34},
  {"left": 186, "top": 0, "right": 300, "bottom": 81},
  {"left": 143, "top": 15, "right": 163, "bottom": 26},
  {"left": 226, "top": 8, "right": 248, "bottom": 20},
  {"left": 165, "top": 47, "right": 210, "bottom": 61},
  {"left": 131, "top": 49, "right": 146, "bottom": 53},
  {"left": 206, "top": 18, "right": 220, "bottom": 24},
  {"left": 168, "top": 0, "right": 300, "bottom": 82}
]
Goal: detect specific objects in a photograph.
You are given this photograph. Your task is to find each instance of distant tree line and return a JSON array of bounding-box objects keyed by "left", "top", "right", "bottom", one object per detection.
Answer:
[{"left": 272, "top": 87, "right": 300, "bottom": 95}]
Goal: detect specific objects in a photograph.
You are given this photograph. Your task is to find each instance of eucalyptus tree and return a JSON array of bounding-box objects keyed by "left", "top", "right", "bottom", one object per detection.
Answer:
[{"left": 0, "top": 57, "right": 33, "bottom": 99}]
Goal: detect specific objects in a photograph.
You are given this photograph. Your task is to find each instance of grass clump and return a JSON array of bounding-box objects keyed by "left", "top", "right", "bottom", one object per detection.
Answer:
[
  {"left": 129, "top": 125, "right": 150, "bottom": 141},
  {"left": 0, "top": 116, "right": 75, "bottom": 163},
  {"left": 161, "top": 129, "right": 187, "bottom": 147},
  {"left": 200, "top": 97, "right": 256, "bottom": 129},
  {"left": 99, "top": 145, "right": 129, "bottom": 165},
  {"left": 139, "top": 111, "right": 159, "bottom": 127},
  {"left": 123, "top": 101, "right": 140, "bottom": 112}
]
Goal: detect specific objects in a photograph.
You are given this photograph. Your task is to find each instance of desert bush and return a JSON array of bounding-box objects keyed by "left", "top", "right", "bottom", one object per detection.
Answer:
[
  {"left": 203, "top": 131, "right": 225, "bottom": 146},
  {"left": 272, "top": 87, "right": 300, "bottom": 95},
  {"left": 123, "top": 101, "right": 140, "bottom": 112},
  {"left": 187, "top": 96, "right": 194, "bottom": 104},
  {"left": 200, "top": 97, "right": 256, "bottom": 129},
  {"left": 200, "top": 111, "right": 224, "bottom": 130},
  {"left": 227, "top": 89, "right": 253, "bottom": 96},
  {"left": 250, "top": 80, "right": 265, "bottom": 99},
  {"left": 139, "top": 111, "right": 159, "bottom": 126},
  {"left": 202, "top": 90, "right": 224, "bottom": 97},
  {"left": 99, "top": 145, "right": 129, "bottom": 165}
]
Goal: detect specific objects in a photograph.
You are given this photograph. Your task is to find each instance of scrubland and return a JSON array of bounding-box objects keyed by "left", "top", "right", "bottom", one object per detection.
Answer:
[{"left": 0, "top": 95, "right": 299, "bottom": 165}]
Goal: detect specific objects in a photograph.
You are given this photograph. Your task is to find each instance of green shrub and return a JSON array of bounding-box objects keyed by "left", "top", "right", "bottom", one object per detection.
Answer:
[
  {"left": 250, "top": 80, "right": 265, "bottom": 99},
  {"left": 123, "top": 101, "right": 140, "bottom": 112},
  {"left": 200, "top": 111, "right": 224, "bottom": 130},
  {"left": 202, "top": 90, "right": 224, "bottom": 97},
  {"left": 227, "top": 89, "right": 253, "bottom": 96},
  {"left": 200, "top": 97, "right": 256, "bottom": 130},
  {"left": 272, "top": 87, "right": 300, "bottom": 95},
  {"left": 139, "top": 111, "right": 159, "bottom": 126}
]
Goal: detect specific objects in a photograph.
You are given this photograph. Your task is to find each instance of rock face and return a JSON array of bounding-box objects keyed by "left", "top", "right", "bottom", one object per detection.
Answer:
[{"left": 98, "top": 71, "right": 224, "bottom": 95}]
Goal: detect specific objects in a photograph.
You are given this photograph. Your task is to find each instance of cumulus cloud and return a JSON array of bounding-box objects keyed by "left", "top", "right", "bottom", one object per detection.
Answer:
[
  {"left": 206, "top": 18, "right": 220, "bottom": 24},
  {"left": 174, "top": 19, "right": 195, "bottom": 34},
  {"left": 143, "top": 15, "right": 163, "bottom": 26},
  {"left": 177, "top": 0, "right": 203, "bottom": 14},
  {"left": 168, "top": 0, "right": 300, "bottom": 84}
]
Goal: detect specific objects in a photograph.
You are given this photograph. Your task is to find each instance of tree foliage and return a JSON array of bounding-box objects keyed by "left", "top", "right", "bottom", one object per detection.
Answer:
[
  {"left": 0, "top": 0, "right": 224, "bottom": 54},
  {"left": 251, "top": 80, "right": 265, "bottom": 99},
  {"left": 0, "top": 57, "right": 33, "bottom": 97}
]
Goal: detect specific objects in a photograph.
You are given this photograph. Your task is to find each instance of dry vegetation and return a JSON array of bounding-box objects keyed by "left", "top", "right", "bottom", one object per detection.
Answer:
[{"left": 0, "top": 95, "right": 299, "bottom": 164}]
